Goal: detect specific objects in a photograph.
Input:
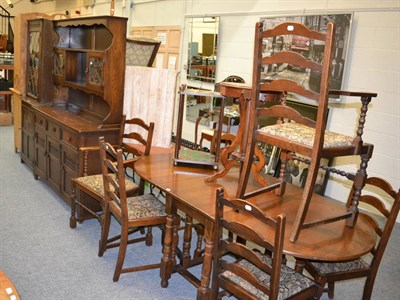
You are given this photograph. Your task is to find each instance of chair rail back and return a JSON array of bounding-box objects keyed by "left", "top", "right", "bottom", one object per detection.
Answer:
[{"left": 212, "top": 187, "right": 286, "bottom": 299}]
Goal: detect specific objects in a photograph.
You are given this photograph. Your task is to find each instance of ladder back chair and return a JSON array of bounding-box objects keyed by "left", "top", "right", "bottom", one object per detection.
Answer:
[
  {"left": 69, "top": 116, "right": 154, "bottom": 248},
  {"left": 238, "top": 21, "right": 376, "bottom": 242},
  {"left": 211, "top": 187, "right": 317, "bottom": 300},
  {"left": 98, "top": 137, "right": 167, "bottom": 282},
  {"left": 118, "top": 115, "right": 154, "bottom": 182},
  {"left": 303, "top": 176, "right": 400, "bottom": 300}
]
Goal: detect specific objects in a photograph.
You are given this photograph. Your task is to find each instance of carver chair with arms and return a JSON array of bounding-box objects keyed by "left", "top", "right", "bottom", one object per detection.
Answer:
[
  {"left": 69, "top": 116, "right": 155, "bottom": 251},
  {"left": 303, "top": 176, "right": 400, "bottom": 300},
  {"left": 238, "top": 21, "right": 376, "bottom": 242},
  {"left": 211, "top": 187, "right": 317, "bottom": 300},
  {"left": 98, "top": 137, "right": 167, "bottom": 282}
]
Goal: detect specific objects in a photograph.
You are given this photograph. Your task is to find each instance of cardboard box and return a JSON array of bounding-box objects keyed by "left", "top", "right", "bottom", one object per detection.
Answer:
[{"left": 0, "top": 110, "right": 12, "bottom": 126}]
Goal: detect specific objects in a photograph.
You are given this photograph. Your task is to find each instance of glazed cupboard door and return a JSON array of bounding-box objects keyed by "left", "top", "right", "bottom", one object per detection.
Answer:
[
  {"left": 26, "top": 18, "right": 54, "bottom": 103},
  {"left": 86, "top": 51, "right": 104, "bottom": 93}
]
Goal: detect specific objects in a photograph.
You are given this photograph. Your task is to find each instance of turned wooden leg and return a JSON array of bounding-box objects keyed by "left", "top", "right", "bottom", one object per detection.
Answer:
[
  {"left": 160, "top": 194, "right": 176, "bottom": 288},
  {"left": 182, "top": 215, "right": 193, "bottom": 268},
  {"left": 69, "top": 186, "right": 77, "bottom": 229},
  {"left": 197, "top": 222, "right": 214, "bottom": 300},
  {"left": 346, "top": 146, "right": 373, "bottom": 227}
]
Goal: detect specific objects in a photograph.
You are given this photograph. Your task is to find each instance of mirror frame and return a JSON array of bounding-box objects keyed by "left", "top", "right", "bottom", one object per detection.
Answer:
[{"left": 186, "top": 16, "right": 219, "bottom": 84}]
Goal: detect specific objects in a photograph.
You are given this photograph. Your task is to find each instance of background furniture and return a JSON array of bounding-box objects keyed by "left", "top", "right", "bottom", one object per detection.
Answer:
[
  {"left": 126, "top": 37, "right": 161, "bottom": 67},
  {"left": 130, "top": 25, "right": 181, "bottom": 70},
  {"left": 174, "top": 86, "right": 225, "bottom": 169},
  {"left": 98, "top": 138, "right": 166, "bottom": 282},
  {"left": 0, "top": 64, "right": 13, "bottom": 112},
  {"left": 304, "top": 176, "right": 400, "bottom": 299},
  {"left": 212, "top": 187, "right": 317, "bottom": 299},
  {"left": 135, "top": 152, "right": 376, "bottom": 300},
  {"left": 20, "top": 16, "right": 127, "bottom": 205}
]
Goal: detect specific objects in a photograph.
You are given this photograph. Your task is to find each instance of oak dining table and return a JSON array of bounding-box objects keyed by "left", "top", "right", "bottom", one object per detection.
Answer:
[{"left": 135, "top": 150, "right": 376, "bottom": 300}]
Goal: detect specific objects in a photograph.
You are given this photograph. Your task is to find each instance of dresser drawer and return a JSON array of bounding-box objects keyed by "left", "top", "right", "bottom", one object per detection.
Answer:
[
  {"left": 62, "top": 129, "right": 79, "bottom": 148},
  {"left": 22, "top": 109, "right": 34, "bottom": 131},
  {"left": 48, "top": 121, "right": 61, "bottom": 139},
  {"left": 35, "top": 114, "right": 46, "bottom": 129}
]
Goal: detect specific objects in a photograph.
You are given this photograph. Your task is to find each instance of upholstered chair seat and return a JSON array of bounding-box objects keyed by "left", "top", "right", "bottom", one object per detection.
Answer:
[
  {"left": 124, "top": 194, "right": 166, "bottom": 219},
  {"left": 258, "top": 123, "right": 354, "bottom": 148},
  {"left": 221, "top": 253, "right": 316, "bottom": 299},
  {"left": 74, "top": 174, "right": 138, "bottom": 197},
  {"left": 308, "top": 259, "right": 369, "bottom": 275}
]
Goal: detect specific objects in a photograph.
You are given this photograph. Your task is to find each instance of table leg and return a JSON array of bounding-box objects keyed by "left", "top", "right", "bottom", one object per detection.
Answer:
[
  {"left": 196, "top": 221, "right": 214, "bottom": 300},
  {"left": 160, "top": 194, "right": 177, "bottom": 288},
  {"left": 295, "top": 258, "right": 305, "bottom": 273},
  {"left": 182, "top": 215, "right": 193, "bottom": 268}
]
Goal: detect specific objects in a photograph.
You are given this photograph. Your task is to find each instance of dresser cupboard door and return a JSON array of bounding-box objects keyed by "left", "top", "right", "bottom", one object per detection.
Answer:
[
  {"left": 34, "top": 126, "right": 46, "bottom": 180},
  {"left": 47, "top": 135, "right": 61, "bottom": 191},
  {"left": 61, "top": 144, "right": 78, "bottom": 199},
  {"left": 86, "top": 52, "right": 104, "bottom": 92},
  {"left": 21, "top": 106, "right": 35, "bottom": 168}
]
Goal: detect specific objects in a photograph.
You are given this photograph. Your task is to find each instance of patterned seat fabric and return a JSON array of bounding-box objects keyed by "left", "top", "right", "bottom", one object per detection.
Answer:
[
  {"left": 221, "top": 252, "right": 316, "bottom": 299},
  {"left": 309, "top": 258, "right": 369, "bottom": 275},
  {"left": 258, "top": 123, "right": 354, "bottom": 148},
  {"left": 124, "top": 194, "right": 167, "bottom": 220},
  {"left": 74, "top": 174, "right": 138, "bottom": 197}
]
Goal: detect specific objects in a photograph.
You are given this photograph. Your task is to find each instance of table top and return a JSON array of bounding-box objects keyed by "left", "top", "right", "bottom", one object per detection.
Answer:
[
  {"left": 135, "top": 152, "right": 376, "bottom": 262},
  {"left": 0, "top": 270, "right": 20, "bottom": 300}
]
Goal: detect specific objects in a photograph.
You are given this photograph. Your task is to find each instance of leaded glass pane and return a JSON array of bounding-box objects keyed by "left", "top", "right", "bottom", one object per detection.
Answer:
[
  {"left": 88, "top": 56, "right": 103, "bottom": 86},
  {"left": 27, "top": 31, "right": 40, "bottom": 97},
  {"left": 54, "top": 53, "right": 64, "bottom": 76}
]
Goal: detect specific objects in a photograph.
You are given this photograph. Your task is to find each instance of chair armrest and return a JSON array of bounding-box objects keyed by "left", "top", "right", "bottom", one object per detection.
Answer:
[
  {"left": 329, "top": 89, "right": 377, "bottom": 98},
  {"left": 123, "top": 157, "right": 141, "bottom": 169},
  {"left": 78, "top": 144, "right": 119, "bottom": 176},
  {"left": 329, "top": 90, "right": 377, "bottom": 151}
]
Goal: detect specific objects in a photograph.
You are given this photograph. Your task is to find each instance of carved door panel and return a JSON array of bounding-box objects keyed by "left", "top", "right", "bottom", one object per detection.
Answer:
[
  {"left": 47, "top": 135, "right": 61, "bottom": 191},
  {"left": 21, "top": 106, "right": 35, "bottom": 168},
  {"left": 60, "top": 145, "right": 78, "bottom": 199},
  {"left": 34, "top": 126, "right": 46, "bottom": 180}
]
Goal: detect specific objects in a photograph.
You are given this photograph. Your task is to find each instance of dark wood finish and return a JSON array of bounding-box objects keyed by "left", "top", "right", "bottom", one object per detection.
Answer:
[
  {"left": 26, "top": 18, "right": 54, "bottom": 103},
  {"left": 212, "top": 187, "right": 317, "bottom": 299},
  {"left": 52, "top": 16, "right": 127, "bottom": 125},
  {"left": 217, "top": 21, "right": 377, "bottom": 242},
  {"left": 69, "top": 116, "right": 154, "bottom": 228},
  {"left": 134, "top": 152, "right": 376, "bottom": 300},
  {"left": 20, "top": 102, "right": 35, "bottom": 169},
  {"left": 304, "top": 177, "right": 400, "bottom": 299},
  {"left": 20, "top": 16, "right": 127, "bottom": 205},
  {"left": 205, "top": 82, "right": 252, "bottom": 181},
  {"left": 98, "top": 138, "right": 167, "bottom": 281},
  {"left": 119, "top": 115, "right": 155, "bottom": 159}
]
